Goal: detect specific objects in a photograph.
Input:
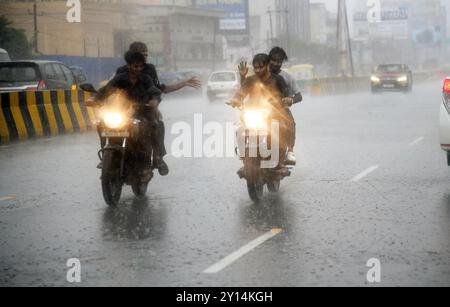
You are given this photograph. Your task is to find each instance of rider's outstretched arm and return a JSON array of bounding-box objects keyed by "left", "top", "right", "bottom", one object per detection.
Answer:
[{"left": 163, "top": 77, "right": 201, "bottom": 94}]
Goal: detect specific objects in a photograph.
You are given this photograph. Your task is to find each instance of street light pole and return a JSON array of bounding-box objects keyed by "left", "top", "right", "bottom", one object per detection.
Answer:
[{"left": 33, "top": 0, "right": 39, "bottom": 54}]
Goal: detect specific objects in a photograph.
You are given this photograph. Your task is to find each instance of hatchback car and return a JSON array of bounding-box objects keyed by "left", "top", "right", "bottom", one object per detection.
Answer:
[
  {"left": 206, "top": 71, "right": 240, "bottom": 102},
  {"left": 0, "top": 60, "right": 78, "bottom": 92}
]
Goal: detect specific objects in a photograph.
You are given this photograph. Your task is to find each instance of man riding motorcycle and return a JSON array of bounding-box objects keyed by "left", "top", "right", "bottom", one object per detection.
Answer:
[
  {"left": 91, "top": 51, "right": 162, "bottom": 176},
  {"left": 114, "top": 42, "right": 202, "bottom": 176},
  {"left": 231, "top": 54, "right": 293, "bottom": 167},
  {"left": 238, "top": 47, "right": 301, "bottom": 165}
]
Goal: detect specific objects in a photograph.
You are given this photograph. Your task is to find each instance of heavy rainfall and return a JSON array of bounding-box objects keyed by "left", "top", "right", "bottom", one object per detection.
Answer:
[{"left": 0, "top": 0, "right": 449, "bottom": 288}]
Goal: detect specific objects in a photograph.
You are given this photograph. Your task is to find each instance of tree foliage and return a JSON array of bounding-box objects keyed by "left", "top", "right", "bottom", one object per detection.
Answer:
[{"left": 0, "top": 16, "right": 32, "bottom": 59}]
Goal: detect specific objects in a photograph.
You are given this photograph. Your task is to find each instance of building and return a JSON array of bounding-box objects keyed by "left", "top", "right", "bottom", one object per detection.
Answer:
[
  {"left": 310, "top": 3, "right": 328, "bottom": 45},
  {"left": 0, "top": 0, "right": 226, "bottom": 71},
  {"left": 274, "top": 0, "right": 310, "bottom": 44}
]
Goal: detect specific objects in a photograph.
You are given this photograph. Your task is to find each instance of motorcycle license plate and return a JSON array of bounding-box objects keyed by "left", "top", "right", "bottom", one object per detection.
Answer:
[{"left": 101, "top": 131, "right": 130, "bottom": 138}]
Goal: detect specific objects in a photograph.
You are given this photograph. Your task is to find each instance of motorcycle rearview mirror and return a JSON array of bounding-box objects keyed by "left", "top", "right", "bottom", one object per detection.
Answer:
[{"left": 80, "top": 83, "right": 97, "bottom": 93}]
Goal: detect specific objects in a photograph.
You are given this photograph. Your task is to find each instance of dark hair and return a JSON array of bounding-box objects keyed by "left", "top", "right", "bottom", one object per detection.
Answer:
[
  {"left": 124, "top": 50, "right": 146, "bottom": 65},
  {"left": 253, "top": 53, "right": 270, "bottom": 66},
  {"left": 269, "top": 47, "right": 288, "bottom": 62},
  {"left": 129, "top": 42, "right": 148, "bottom": 53}
]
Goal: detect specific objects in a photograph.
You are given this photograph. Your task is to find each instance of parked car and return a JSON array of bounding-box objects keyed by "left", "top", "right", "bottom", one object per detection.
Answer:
[
  {"left": 0, "top": 60, "right": 78, "bottom": 92},
  {"left": 0, "top": 48, "right": 11, "bottom": 62},
  {"left": 440, "top": 77, "right": 450, "bottom": 165},
  {"left": 206, "top": 71, "right": 240, "bottom": 102},
  {"left": 371, "top": 64, "right": 413, "bottom": 93}
]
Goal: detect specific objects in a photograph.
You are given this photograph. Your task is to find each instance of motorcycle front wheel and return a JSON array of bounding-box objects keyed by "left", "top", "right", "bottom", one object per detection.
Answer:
[
  {"left": 245, "top": 158, "right": 264, "bottom": 202},
  {"left": 101, "top": 150, "right": 123, "bottom": 207},
  {"left": 132, "top": 182, "right": 149, "bottom": 198},
  {"left": 267, "top": 179, "right": 281, "bottom": 193}
]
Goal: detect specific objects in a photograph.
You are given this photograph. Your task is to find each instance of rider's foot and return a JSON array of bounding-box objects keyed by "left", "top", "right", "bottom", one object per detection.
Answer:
[
  {"left": 141, "top": 169, "right": 153, "bottom": 182},
  {"left": 237, "top": 167, "right": 245, "bottom": 178},
  {"left": 286, "top": 151, "right": 297, "bottom": 166},
  {"left": 154, "top": 158, "right": 169, "bottom": 176}
]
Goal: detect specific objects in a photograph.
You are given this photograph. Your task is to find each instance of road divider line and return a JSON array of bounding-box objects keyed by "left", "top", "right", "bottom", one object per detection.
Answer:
[
  {"left": 0, "top": 194, "right": 16, "bottom": 202},
  {"left": 351, "top": 166, "right": 379, "bottom": 182},
  {"left": 203, "top": 228, "right": 282, "bottom": 274},
  {"left": 409, "top": 137, "right": 424, "bottom": 146}
]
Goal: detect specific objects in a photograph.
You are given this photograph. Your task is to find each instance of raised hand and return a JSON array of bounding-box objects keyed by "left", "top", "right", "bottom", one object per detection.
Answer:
[
  {"left": 184, "top": 77, "right": 202, "bottom": 90},
  {"left": 238, "top": 61, "right": 249, "bottom": 79}
]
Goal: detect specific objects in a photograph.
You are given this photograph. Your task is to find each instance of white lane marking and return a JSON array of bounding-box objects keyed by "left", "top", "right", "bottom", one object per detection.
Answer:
[
  {"left": 0, "top": 194, "right": 16, "bottom": 202},
  {"left": 409, "top": 137, "right": 424, "bottom": 146},
  {"left": 203, "top": 228, "right": 282, "bottom": 274},
  {"left": 351, "top": 165, "right": 379, "bottom": 182}
]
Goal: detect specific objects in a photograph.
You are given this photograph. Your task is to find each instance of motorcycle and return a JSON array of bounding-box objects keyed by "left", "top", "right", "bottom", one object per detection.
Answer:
[
  {"left": 229, "top": 98, "right": 294, "bottom": 202},
  {"left": 81, "top": 84, "right": 159, "bottom": 206}
]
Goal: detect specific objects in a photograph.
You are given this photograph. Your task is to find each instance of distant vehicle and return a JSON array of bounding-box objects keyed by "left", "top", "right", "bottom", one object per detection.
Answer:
[
  {"left": 0, "top": 48, "right": 10, "bottom": 62},
  {"left": 206, "top": 71, "right": 239, "bottom": 102},
  {"left": 371, "top": 64, "right": 413, "bottom": 93},
  {"left": 440, "top": 77, "right": 450, "bottom": 165},
  {"left": 69, "top": 66, "right": 87, "bottom": 84},
  {"left": 0, "top": 61, "right": 78, "bottom": 92}
]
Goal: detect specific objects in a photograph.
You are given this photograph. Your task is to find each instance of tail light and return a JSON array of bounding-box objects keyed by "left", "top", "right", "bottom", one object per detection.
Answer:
[
  {"left": 444, "top": 78, "right": 450, "bottom": 94},
  {"left": 37, "top": 80, "right": 46, "bottom": 90},
  {"left": 443, "top": 78, "right": 450, "bottom": 114}
]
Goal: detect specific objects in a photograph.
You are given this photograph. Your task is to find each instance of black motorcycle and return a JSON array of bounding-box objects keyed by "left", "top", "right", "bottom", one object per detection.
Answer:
[
  {"left": 229, "top": 99, "right": 293, "bottom": 202},
  {"left": 81, "top": 84, "right": 159, "bottom": 206}
]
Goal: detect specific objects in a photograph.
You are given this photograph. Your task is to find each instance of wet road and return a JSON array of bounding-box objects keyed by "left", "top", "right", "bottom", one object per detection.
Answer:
[{"left": 0, "top": 81, "right": 449, "bottom": 287}]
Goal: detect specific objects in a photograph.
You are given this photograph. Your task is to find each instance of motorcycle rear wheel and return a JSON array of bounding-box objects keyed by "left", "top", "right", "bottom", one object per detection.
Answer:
[{"left": 101, "top": 150, "right": 122, "bottom": 207}]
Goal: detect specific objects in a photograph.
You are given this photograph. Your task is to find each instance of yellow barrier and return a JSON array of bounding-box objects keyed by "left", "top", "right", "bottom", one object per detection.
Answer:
[{"left": 0, "top": 90, "right": 95, "bottom": 144}]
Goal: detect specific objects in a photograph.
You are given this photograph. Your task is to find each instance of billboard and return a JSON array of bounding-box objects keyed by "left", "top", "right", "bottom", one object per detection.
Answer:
[
  {"left": 195, "top": 0, "right": 249, "bottom": 33},
  {"left": 353, "top": 1, "right": 410, "bottom": 41}
]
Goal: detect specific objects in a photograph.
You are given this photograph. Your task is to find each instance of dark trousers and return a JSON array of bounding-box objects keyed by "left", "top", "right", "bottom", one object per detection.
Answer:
[{"left": 277, "top": 108, "right": 296, "bottom": 151}]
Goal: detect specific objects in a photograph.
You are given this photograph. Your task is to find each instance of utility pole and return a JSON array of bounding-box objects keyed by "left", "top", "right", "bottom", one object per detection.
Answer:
[
  {"left": 33, "top": 0, "right": 39, "bottom": 54},
  {"left": 337, "top": 0, "right": 355, "bottom": 77}
]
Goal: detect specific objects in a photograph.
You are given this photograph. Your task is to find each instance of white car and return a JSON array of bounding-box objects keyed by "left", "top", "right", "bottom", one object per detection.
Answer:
[
  {"left": 0, "top": 48, "right": 11, "bottom": 62},
  {"left": 206, "top": 71, "right": 239, "bottom": 102},
  {"left": 440, "top": 77, "right": 450, "bottom": 165}
]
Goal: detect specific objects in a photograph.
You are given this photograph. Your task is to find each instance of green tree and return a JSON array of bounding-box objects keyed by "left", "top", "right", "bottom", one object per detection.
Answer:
[{"left": 0, "top": 16, "right": 32, "bottom": 59}]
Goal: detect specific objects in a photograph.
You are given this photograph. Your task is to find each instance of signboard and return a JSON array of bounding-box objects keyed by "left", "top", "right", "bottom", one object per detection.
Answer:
[
  {"left": 353, "top": 2, "right": 409, "bottom": 41},
  {"left": 195, "top": 0, "right": 249, "bottom": 34}
]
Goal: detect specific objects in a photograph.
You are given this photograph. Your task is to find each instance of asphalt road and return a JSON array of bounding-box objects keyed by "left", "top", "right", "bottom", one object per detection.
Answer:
[{"left": 0, "top": 81, "right": 449, "bottom": 287}]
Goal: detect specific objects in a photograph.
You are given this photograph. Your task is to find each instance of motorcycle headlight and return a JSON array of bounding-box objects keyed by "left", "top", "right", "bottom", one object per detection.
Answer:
[
  {"left": 103, "top": 112, "right": 124, "bottom": 129},
  {"left": 371, "top": 75, "right": 380, "bottom": 83},
  {"left": 243, "top": 110, "right": 269, "bottom": 130},
  {"left": 397, "top": 76, "right": 408, "bottom": 83}
]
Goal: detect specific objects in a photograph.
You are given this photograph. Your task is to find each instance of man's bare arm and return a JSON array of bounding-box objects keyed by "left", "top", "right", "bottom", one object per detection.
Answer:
[{"left": 163, "top": 77, "right": 201, "bottom": 94}]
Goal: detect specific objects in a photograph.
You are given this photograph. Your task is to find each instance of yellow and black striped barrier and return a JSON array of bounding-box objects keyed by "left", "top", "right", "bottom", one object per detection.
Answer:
[{"left": 0, "top": 90, "right": 96, "bottom": 144}]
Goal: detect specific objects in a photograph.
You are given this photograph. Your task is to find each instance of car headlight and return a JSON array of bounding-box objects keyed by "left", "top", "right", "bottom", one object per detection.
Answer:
[
  {"left": 243, "top": 110, "right": 269, "bottom": 130},
  {"left": 397, "top": 76, "right": 408, "bottom": 83},
  {"left": 371, "top": 75, "right": 380, "bottom": 83},
  {"left": 103, "top": 112, "right": 124, "bottom": 129}
]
